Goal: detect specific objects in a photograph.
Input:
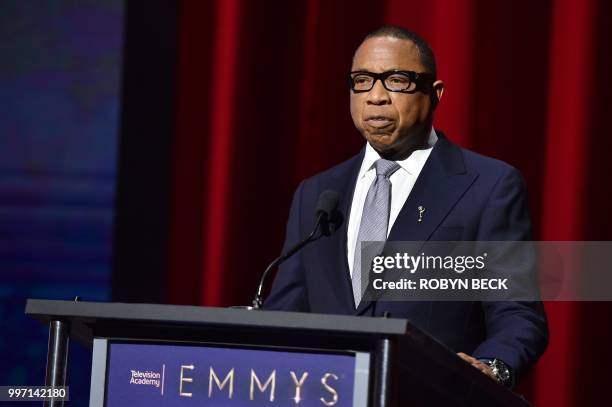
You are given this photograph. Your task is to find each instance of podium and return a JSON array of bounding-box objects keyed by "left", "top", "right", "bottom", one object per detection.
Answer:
[{"left": 26, "top": 299, "right": 531, "bottom": 406}]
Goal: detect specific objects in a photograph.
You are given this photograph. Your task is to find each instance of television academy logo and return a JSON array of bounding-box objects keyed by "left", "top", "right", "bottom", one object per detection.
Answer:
[{"left": 129, "top": 365, "right": 165, "bottom": 395}]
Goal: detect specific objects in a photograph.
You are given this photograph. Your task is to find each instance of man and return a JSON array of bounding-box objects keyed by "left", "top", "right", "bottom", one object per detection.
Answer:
[{"left": 264, "top": 26, "right": 548, "bottom": 387}]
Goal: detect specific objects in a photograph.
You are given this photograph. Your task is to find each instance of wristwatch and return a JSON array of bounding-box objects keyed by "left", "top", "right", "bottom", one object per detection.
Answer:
[{"left": 486, "top": 358, "right": 512, "bottom": 387}]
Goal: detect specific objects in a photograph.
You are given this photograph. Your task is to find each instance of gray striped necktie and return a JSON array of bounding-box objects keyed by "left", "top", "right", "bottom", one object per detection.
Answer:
[{"left": 352, "top": 158, "right": 401, "bottom": 307}]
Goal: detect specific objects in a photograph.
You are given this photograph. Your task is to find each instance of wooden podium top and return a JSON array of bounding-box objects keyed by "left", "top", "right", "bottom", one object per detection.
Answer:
[{"left": 26, "top": 298, "right": 412, "bottom": 338}]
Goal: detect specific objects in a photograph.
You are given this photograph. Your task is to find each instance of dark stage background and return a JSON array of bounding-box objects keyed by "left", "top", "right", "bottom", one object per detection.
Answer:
[
  {"left": 0, "top": 1, "right": 123, "bottom": 405},
  {"left": 1, "top": 1, "right": 611, "bottom": 406}
]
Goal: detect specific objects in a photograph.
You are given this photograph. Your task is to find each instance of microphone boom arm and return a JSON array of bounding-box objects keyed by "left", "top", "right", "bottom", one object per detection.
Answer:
[{"left": 252, "top": 212, "right": 325, "bottom": 309}]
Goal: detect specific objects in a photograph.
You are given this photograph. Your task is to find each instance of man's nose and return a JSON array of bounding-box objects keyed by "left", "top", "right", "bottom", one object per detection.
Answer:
[{"left": 366, "top": 79, "right": 391, "bottom": 105}]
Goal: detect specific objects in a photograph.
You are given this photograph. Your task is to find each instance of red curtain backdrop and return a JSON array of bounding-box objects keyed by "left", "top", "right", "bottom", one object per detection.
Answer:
[{"left": 168, "top": 1, "right": 612, "bottom": 405}]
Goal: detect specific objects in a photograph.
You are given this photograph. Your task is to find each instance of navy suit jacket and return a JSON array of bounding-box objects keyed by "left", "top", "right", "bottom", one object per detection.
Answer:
[{"left": 264, "top": 132, "right": 548, "bottom": 379}]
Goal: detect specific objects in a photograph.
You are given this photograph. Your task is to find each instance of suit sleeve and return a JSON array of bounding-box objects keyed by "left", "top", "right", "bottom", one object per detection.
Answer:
[
  {"left": 262, "top": 181, "right": 310, "bottom": 312},
  {"left": 471, "top": 167, "right": 549, "bottom": 380}
]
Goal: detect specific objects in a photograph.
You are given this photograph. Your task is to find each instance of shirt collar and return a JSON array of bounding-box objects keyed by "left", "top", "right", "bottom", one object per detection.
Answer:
[{"left": 358, "top": 128, "right": 438, "bottom": 179}]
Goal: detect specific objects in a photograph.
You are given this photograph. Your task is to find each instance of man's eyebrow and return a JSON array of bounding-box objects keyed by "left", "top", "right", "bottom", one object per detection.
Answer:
[{"left": 351, "top": 67, "right": 408, "bottom": 72}]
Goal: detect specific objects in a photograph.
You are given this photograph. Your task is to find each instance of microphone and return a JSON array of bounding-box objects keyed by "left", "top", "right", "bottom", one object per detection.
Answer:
[
  {"left": 315, "top": 190, "right": 341, "bottom": 236},
  {"left": 251, "top": 190, "right": 340, "bottom": 309}
]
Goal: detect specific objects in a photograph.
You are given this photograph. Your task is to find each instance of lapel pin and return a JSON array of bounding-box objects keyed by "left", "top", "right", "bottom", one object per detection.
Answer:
[{"left": 417, "top": 205, "right": 425, "bottom": 222}]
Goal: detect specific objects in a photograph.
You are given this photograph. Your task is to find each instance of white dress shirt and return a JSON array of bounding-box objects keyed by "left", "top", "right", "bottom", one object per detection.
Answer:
[{"left": 347, "top": 129, "right": 438, "bottom": 277}]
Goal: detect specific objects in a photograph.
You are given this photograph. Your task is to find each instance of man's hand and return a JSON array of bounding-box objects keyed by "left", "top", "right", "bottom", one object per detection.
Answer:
[{"left": 456, "top": 352, "right": 497, "bottom": 382}]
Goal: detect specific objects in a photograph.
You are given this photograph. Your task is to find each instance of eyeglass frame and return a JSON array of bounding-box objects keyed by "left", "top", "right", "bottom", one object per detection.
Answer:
[{"left": 348, "top": 70, "right": 436, "bottom": 94}]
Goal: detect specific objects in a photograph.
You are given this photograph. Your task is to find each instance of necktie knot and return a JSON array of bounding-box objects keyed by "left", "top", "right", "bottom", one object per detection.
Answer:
[{"left": 374, "top": 159, "right": 401, "bottom": 178}]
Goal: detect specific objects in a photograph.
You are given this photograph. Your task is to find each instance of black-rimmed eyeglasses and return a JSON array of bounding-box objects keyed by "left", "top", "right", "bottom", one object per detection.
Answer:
[{"left": 348, "top": 70, "right": 435, "bottom": 93}]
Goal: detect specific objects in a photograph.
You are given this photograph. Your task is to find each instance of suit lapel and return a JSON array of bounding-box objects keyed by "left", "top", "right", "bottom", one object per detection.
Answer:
[
  {"left": 387, "top": 135, "right": 477, "bottom": 242},
  {"left": 317, "top": 148, "right": 364, "bottom": 315},
  {"left": 355, "top": 134, "right": 478, "bottom": 315}
]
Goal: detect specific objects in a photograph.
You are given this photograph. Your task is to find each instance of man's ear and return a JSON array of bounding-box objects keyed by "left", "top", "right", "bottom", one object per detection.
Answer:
[{"left": 431, "top": 80, "right": 445, "bottom": 109}]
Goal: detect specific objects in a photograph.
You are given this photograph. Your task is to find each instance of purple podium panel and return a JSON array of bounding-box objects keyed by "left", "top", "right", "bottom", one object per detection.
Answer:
[{"left": 105, "top": 342, "right": 358, "bottom": 406}]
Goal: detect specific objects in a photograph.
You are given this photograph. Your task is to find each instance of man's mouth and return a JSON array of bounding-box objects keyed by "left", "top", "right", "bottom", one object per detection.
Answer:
[{"left": 365, "top": 115, "right": 394, "bottom": 128}]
